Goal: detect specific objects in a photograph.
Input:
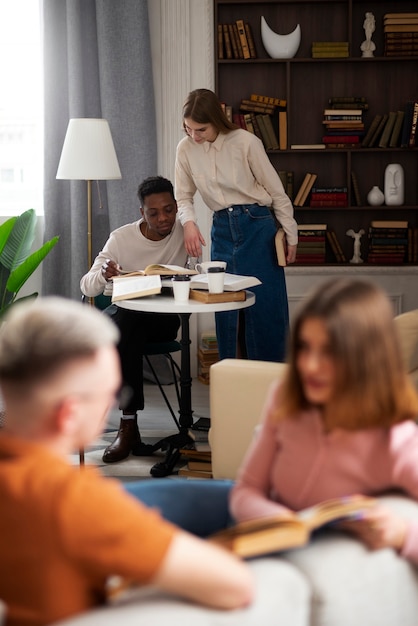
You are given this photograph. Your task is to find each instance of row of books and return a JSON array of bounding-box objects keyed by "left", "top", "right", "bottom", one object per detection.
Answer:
[
  {"left": 217, "top": 21, "right": 256, "bottom": 60},
  {"left": 383, "top": 12, "right": 418, "bottom": 57},
  {"left": 296, "top": 224, "right": 327, "bottom": 264},
  {"left": 311, "top": 41, "right": 349, "bottom": 58},
  {"left": 309, "top": 186, "right": 348, "bottom": 208},
  {"left": 361, "top": 102, "right": 418, "bottom": 149},
  {"left": 231, "top": 110, "right": 287, "bottom": 152}
]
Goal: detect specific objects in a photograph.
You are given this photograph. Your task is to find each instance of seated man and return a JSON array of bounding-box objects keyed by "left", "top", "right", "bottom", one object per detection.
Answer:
[
  {"left": 0, "top": 297, "right": 254, "bottom": 626},
  {"left": 80, "top": 175, "right": 186, "bottom": 463}
]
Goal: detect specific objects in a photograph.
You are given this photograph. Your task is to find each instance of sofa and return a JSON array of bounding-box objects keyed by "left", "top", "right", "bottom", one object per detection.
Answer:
[{"left": 50, "top": 310, "right": 418, "bottom": 625}]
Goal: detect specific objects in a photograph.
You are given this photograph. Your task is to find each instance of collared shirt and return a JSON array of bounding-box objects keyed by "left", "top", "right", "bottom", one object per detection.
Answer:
[{"left": 175, "top": 129, "right": 298, "bottom": 246}]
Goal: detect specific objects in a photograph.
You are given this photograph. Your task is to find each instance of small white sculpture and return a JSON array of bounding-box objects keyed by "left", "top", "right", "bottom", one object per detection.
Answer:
[
  {"left": 384, "top": 163, "right": 405, "bottom": 206},
  {"left": 346, "top": 228, "right": 365, "bottom": 264},
  {"left": 361, "top": 12, "right": 376, "bottom": 57}
]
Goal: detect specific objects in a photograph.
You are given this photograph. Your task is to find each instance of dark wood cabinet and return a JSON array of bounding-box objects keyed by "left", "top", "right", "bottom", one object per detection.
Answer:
[{"left": 214, "top": 0, "right": 418, "bottom": 264}]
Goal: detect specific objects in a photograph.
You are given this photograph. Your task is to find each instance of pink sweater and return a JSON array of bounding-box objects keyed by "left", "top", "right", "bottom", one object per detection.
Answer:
[{"left": 230, "top": 381, "right": 418, "bottom": 563}]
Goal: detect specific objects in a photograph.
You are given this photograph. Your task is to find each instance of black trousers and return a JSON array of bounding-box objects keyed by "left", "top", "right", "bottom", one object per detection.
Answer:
[{"left": 105, "top": 305, "right": 180, "bottom": 412}]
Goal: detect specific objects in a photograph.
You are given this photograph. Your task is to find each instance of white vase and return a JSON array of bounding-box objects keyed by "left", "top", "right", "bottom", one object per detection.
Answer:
[
  {"left": 367, "top": 185, "right": 385, "bottom": 206},
  {"left": 384, "top": 163, "right": 404, "bottom": 206}
]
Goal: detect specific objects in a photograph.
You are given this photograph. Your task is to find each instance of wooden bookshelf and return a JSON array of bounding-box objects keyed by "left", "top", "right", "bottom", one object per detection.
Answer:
[{"left": 214, "top": 0, "right": 418, "bottom": 265}]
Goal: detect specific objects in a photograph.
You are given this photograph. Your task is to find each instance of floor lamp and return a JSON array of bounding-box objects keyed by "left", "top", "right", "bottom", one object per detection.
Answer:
[{"left": 56, "top": 118, "right": 122, "bottom": 465}]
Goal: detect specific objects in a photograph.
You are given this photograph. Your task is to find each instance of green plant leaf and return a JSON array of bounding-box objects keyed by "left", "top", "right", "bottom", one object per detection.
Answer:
[
  {"left": 0, "top": 218, "right": 17, "bottom": 257},
  {"left": 0, "top": 209, "right": 36, "bottom": 271},
  {"left": 6, "top": 236, "right": 59, "bottom": 295}
]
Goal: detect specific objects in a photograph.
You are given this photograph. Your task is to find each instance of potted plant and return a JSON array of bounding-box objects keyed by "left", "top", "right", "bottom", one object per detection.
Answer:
[{"left": 0, "top": 208, "right": 59, "bottom": 318}]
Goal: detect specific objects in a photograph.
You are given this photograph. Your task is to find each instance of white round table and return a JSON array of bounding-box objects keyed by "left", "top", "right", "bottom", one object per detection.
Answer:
[{"left": 117, "top": 291, "right": 255, "bottom": 476}]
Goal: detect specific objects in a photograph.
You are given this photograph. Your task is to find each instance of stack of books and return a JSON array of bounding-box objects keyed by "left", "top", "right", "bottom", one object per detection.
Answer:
[
  {"left": 197, "top": 331, "right": 219, "bottom": 385},
  {"left": 383, "top": 13, "right": 418, "bottom": 57},
  {"left": 217, "top": 20, "right": 256, "bottom": 59},
  {"left": 311, "top": 41, "right": 349, "bottom": 58},
  {"left": 322, "top": 107, "right": 365, "bottom": 147},
  {"left": 178, "top": 447, "right": 212, "bottom": 479},
  {"left": 367, "top": 220, "right": 409, "bottom": 265},
  {"left": 295, "top": 224, "right": 327, "bottom": 264},
  {"left": 234, "top": 94, "right": 287, "bottom": 151},
  {"left": 309, "top": 186, "right": 348, "bottom": 208}
]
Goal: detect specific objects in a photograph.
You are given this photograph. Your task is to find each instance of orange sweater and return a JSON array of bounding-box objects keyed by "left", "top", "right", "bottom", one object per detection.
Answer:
[{"left": 0, "top": 433, "right": 176, "bottom": 626}]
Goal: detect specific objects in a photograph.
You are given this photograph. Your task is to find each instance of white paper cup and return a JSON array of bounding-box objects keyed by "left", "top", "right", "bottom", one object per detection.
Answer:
[
  {"left": 172, "top": 275, "right": 191, "bottom": 302},
  {"left": 195, "top": 260, "right": 227, "bottom": 274},
  {"left": 207, "top": 267, "right": 225, "bottom": 294}
]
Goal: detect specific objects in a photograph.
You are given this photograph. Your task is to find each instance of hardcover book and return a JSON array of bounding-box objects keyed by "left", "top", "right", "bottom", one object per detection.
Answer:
[{"left": 210, "top": 495, "right": 377, "bottom": 558}]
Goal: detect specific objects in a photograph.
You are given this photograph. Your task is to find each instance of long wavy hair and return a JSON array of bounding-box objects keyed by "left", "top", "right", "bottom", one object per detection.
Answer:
[
  {"left": 276, "top": 277, "right": 418, "bottom": 430},
  {"left": 182, "top": 88, "right": 239, "bottom": 134}
]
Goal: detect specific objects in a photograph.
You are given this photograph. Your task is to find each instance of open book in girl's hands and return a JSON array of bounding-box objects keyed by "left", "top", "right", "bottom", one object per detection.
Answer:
[{"left": 210, "top": 495, "right": 377, "bottom": 558}]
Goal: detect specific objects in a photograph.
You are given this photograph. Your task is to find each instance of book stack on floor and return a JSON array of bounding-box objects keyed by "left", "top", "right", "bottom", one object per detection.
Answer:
[
  {"left": 295, "top": 224, "right": 327, "bottom": 265},
  {"left": 197, "top": 331, "right": 219, "bottom": 385},
  {"left": 322, "top": 99, "right": 366, "bottom": 147},
  {"left": 217, "top": 20, "right": 257, "bottom": 60},
  {"left": 309, "top": 186, "right": 348, "bottom": 208},
  {"left": 383, "top": 13, "right": 418, "bottom": 57},
  {"left": 311, "top": 41, "right": 349, "bottom": 58},
  {"left": 178, "top": 447, "right": 212, "bottom": 479},
  {"left": 367, "top": 220, "right": 409, "bottom": 265}
]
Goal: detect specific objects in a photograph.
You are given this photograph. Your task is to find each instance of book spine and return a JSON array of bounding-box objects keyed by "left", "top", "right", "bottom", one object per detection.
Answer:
[
  {"left": 244, "top": 22, "right": 257, "bottom": 58},
  {"left": 235, "top": 19, "right": 251, "bottom": 59},
  {"left": 222, "top": 24, "right": 232, "bottom": 59},
  {"left": 217, "top": 24, "right": 224, "bottom": 59},
  {"left": 409, "top": 102, "right": 418, "bottom": 147},
  {"left": 250, "top": 94, "right": 287, "bottom": 108}
]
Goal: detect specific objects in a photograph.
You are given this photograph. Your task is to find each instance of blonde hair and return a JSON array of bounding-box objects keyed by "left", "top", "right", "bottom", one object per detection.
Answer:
[
  {"left": 277, "top": 278, "right": 418, "bottom": 429},
  {"left": 182, "top": 88, "right": 238, "bottom": 134},
  {"left": 0, "top": 296, "right": 119, "bottom": 391}
]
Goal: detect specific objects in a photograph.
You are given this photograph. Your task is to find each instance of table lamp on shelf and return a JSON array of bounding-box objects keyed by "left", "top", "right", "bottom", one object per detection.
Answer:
[{"left": 56, "top": 118, "right": 122, "bottom": 269}]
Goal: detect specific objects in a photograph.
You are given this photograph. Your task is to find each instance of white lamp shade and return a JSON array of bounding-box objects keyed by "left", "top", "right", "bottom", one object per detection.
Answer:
[{"left": 56, "top": 118, "right": 122, "bottom": 180}]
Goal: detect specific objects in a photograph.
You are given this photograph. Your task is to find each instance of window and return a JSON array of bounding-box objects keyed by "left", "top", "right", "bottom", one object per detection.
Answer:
[{"left": 0, "top": 1, "right": 43, "bottom": 216}]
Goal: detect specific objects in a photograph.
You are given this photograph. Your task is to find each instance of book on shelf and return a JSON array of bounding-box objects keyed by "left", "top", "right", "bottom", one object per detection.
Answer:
[
  {"left": 255, "top": 114, "right": 273, "bottom": 150},
  {"left": 400, "top": 101, "right": 416, "bottom": 147},
  {"left": 310, "top": 191, "right": 348, "bottom": 200},
  {"left": 228, "top": 23, "right": 240, "bottom": 59},
  {"left": 275, "top": 228, "right": 287, "bottom": 267},
  {"left": 293, "top": 173, "right": 312, "bottom": 206},
  {"left": 210, "top": 495, "right": 377, "bottom": 558},
  {"left": 368, "top": 113, "right": 389, "bottom": 148},
  {"left": 111, "top": 274, "right": 162, "bottom": 302},
  {"left": 222, "top": 24, "right": 232, "bottom": 59},
  {"left": 178, "top": 467, "right": 213, "bottom": 479},
  {"left": 294, "top": 173, "right": 317, "bottom": 207},
  {"left": 384, "top": 24, "right": 418, "bottom": 32},
  {"left": 244, "top": 22, "right": 257, "bottom": 58},
  {"left": 243, "top": 113, "right": 255, "bottom": 135},
  {"left": 326, "top": 230, "right": 346, "bottom": 262},
  {"left": 371, "top": 220, "right": 408, "bottom": 228},
  {"left": 322, "top": 135, "right": 360, "bottom": 144},
  {"left": 262, "top": 113, "right": 279, "bottom": 150},
  {"left": 361, "top": 114, "right": 382, "bottom": 147},
  {"left": 187, "top": 460, "right": 213, "bottom": 472},
  {"left": 235, "top": 19, "right": 251, "bottom": 59},
  {"left": 298, "top": 224, "right": 327, "bottom": 233},
  {"left": 351, "top": 171, "right": 362, "bottom": 207},
  {"left": 323, "top": 108, "right": 363, "bottom": 117},
  {"left": 378, "top": 111, "right": 397, "bottom": 148},
  {"left": 217, "top": 24, "right": 224, "bottom": 59},
  {"left": 188, "top": 273, "right": 261, "bottom": 292},
  {"left": 389, "top": 110, "right": 405, "bottom": 147},
  {"left": 239, "top": 100, "right": 276, "bottom": 115},
  {"left": 290, "top": 144, "right": 326, "bottom": 150},
  {"left": 328, "top": 96, "right": 367, "bottom": 104},
  {"left": 278, "top": 109, "right": 287, "bottom": 150},
  {"left": 408, "top": 101, "right": 418, "bottom": 147},
  {"left": 309, "top": 199, "right": 347, "bottom": 207},
  {"left": 250, "top": 94, "right": 287, "bottom": 108}
]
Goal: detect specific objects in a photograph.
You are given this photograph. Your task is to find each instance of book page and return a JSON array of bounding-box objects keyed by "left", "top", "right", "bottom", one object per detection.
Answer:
[
  {"left": 190, "top": 273, "right": 261, "bottom": 292},
  {"left": 297, "top": 495, "right": 377, "bottom": 531},
  {"left": 111, "top": 274, "right": 162, "bottom": 302}
]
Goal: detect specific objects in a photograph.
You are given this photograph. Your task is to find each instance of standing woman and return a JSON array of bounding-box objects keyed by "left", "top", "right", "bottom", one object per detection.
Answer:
[{"left": 175, "top": 88, "right": 297, "bottom": 362}]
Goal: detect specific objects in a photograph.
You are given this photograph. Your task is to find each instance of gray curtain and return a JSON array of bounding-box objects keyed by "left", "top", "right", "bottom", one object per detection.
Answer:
[{"left": 43, "top": 0, "right": 157, "bottom": 299}]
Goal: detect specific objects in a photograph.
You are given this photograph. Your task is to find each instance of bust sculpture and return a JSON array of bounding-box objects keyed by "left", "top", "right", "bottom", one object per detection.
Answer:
[{"left": 361, "top": 12, "right": 376, "bottom": 57}]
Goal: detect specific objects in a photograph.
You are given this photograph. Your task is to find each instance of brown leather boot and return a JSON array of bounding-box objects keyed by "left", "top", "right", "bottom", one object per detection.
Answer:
[{"left": 102, "top": 417, "right": 141, "bottom": 463}]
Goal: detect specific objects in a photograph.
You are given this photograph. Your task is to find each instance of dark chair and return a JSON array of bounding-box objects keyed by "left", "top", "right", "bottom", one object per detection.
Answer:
[{"left": 79, "top": 294, "right": 182, "bottom": 464}]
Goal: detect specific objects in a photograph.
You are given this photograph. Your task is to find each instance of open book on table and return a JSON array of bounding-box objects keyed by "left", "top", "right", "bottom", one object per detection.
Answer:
[
  {"left": 210, "top": 495, "right": 377, "bottom": 558},
  {"left": 118, "top": 263, "right": 198, "bottom": 277}
]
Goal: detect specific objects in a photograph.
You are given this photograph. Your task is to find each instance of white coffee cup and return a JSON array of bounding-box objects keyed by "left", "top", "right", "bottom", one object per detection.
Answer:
[
  {"left": 195, "top": 260, "right": 227, "bottom": 274},
  {"left": 207, "top": 267, "right": 225, "bottom": 294},
  {"left": 171, "top": 275, "right": 191, "bottom": 302}
]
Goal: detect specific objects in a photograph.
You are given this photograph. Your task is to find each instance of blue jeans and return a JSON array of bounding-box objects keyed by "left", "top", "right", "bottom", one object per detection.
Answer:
[
  {"left": 212, "top": 204, "right": 289, "bottom": 362},
  {"left": 125, "top": 479, "right": 234, "bottom": 537}
]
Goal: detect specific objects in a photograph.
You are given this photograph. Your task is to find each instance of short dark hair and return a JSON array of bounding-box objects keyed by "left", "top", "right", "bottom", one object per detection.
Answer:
[{"left": 137, "top": 176, "right": 175, "bottom": 206}]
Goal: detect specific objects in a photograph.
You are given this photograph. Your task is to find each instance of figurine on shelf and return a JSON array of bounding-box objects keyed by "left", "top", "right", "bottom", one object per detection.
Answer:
[
  {"left": 361, "top": 12, "right": 376, "bottom": 57},
  {"left": 346, "top": 228, "right": 365, "bottom": 264}
]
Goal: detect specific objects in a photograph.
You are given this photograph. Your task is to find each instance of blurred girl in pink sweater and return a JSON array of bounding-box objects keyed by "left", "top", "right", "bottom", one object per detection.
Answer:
[{"left": 230, "top": 277, "right": 418, "bottom": 562}]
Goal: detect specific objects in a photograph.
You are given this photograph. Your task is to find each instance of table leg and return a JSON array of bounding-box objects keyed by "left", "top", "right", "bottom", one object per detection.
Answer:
[{"left": 150, "top": 312, "right": 195, "bottom": 477}]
